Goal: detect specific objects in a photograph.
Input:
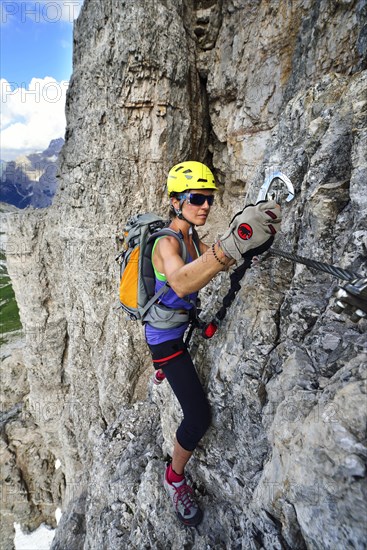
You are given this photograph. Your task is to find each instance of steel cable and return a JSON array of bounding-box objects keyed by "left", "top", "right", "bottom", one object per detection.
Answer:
[{"left": 270, "top": 247, "right": 363, "bottom": 282}]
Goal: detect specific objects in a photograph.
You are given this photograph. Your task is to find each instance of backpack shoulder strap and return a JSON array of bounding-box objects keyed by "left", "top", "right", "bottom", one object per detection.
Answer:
[
  {"left": 140, "top": 229, "right": 188, "bottom": 318},
  {"left": 192, "top": 227, "right": 201, "bottom": 257},
  {"left": 143, "top": 227, "right": 199, "bottom": 318},
  {"left": 148, "top": 228, "right": 187, "bottom": 263}
]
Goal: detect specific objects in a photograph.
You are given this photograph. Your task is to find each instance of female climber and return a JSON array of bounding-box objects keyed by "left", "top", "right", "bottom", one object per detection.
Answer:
[{"left": 145, "top": 161, "right": 281, "bottom": 526}]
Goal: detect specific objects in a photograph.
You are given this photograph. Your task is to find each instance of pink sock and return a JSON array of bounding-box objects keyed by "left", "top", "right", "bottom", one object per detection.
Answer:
[{"left": 167, "top": 464, "right": 185, "bottom": 484}]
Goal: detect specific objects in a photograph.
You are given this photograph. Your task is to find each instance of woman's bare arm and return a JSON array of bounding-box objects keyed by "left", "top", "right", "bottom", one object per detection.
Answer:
[{"left": 154, "top": 236, "right": 233, "bottom": 298}]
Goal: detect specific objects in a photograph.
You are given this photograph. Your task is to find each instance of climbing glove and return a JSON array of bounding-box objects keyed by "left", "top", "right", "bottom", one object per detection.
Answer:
[{"left": 220, "top": 200, "right": 282, "bottom": 261}]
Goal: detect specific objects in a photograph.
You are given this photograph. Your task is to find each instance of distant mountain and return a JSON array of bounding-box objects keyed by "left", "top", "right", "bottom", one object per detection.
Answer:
[{"left": 0, "top": 138, "right": 64, "bottom": 209}]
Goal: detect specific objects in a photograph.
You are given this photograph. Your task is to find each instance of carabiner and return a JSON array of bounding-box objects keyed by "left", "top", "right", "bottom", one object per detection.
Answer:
[{"left": 256, "top": 171, "right": 295, "bottom": 204}]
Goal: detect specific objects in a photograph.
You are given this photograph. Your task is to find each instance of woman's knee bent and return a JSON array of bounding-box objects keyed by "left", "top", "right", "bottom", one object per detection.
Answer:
[{"left": 177, "top": 400, "right": 211, "bottom": 451}]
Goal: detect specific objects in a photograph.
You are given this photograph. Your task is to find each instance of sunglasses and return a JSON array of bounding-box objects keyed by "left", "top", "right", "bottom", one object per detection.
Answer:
[{"left": 181, "top": 193, "right": 215, "bottom": 206}]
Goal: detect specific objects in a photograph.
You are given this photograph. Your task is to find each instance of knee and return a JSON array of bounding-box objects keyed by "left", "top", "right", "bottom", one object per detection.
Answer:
[{"left": 177, "top": 401, "right": 212, "bottom": 451}]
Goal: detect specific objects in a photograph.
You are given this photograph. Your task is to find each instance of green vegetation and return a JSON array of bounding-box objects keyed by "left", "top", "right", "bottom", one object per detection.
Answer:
[
  {"left": 0, "top": 204, "right": 23, "bottom": 344},
  {"left": 0, "top": 250, "right": 22, "bottom": 345}
]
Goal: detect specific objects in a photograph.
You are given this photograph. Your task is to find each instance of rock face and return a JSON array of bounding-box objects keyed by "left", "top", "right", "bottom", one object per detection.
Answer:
[{"left": 4, "top": 1, "right": 367, "bottom": 549}]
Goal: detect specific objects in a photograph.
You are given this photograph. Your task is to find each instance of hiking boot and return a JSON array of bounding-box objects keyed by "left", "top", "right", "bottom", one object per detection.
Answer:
[
  {"left": 163, "top": 465, "right": 203, "bottom": 526},
  {"left": 153, "top": 369, "right": 166, "bottom": 385}
]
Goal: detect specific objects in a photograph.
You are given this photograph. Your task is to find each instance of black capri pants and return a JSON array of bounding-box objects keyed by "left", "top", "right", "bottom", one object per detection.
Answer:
[{"left": 148, "top": 337, "right": 211, "bottom": 452}]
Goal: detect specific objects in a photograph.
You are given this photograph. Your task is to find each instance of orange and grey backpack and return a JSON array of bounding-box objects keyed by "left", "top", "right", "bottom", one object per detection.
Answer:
[{"left": 116, "top": 213, "right": 198, "bottom": 328}]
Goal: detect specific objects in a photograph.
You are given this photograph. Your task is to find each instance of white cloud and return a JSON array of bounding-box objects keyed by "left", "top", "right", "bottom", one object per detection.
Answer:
[
  {"left": 1, "top": 1, "right": 84, "bottom": 25},
  {"left": 0, "top": 78, "right": 68, "bottom": 160}
]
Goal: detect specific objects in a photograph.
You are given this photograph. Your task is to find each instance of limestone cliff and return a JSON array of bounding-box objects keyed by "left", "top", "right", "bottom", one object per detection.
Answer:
[{"left": 4, "top": 1, "right": 367, "bottom": 549}]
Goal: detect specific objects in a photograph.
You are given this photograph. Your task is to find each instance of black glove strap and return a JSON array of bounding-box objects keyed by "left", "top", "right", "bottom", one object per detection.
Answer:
[
  {"left": 202, "top": 236, "right": 275, "bottom": 336},
  {"left": 241, "top": 235, "right": 274, "bottom": 260},
  {"left": 215, "top": 257, "right": 252, "bottom": 322}
]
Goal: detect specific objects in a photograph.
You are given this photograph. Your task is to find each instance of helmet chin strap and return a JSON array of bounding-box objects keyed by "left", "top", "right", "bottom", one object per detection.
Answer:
[{"left": 171, "top": 197, "right": 194, "bottom": 228}]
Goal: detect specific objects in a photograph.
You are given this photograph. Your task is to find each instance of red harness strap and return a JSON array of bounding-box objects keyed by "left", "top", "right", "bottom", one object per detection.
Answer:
[{"left": 153, "top": 350, "right": 184, "bottom": 363}]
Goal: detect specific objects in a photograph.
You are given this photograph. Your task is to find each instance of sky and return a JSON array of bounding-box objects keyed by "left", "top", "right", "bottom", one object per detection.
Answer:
[{"left": 1, "top": 1, "right": 84, "bottom": 160}]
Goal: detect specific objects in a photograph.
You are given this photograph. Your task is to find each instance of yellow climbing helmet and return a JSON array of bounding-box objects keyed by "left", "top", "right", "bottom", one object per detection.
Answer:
[{"left": 167, "top": 161, "right": 218, "bottom": 196}]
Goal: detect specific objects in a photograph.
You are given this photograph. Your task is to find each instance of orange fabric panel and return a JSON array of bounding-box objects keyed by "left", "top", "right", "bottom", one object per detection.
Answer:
[{"left": 120, "top": 247, "right": 139, "bottom": 308}]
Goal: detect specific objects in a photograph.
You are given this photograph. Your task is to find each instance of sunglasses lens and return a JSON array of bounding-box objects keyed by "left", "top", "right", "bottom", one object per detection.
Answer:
[{"left": 189, "top": 194, "right": 214, "bottom": 206}]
